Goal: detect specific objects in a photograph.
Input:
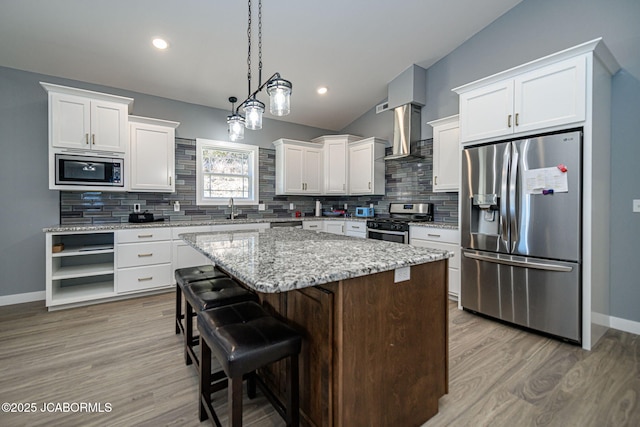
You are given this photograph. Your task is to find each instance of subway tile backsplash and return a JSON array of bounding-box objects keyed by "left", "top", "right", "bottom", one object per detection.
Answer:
[{"left": 59, "top": 137, "right": 458, "bottom": 224}]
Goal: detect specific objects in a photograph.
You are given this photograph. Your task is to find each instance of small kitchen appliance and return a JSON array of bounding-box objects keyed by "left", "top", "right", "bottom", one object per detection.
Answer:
[
  {"left": 355, "top": 207, "right": 375, "bottom": 218},
  {"left": 128, "top": 212, "right": 165, "bottom": 223},
  {"left": 55, "top": 153, "right": 123, "bottom": 188},
  {"left": 366, "top": 203, "right": 433, "bottom": 244}
]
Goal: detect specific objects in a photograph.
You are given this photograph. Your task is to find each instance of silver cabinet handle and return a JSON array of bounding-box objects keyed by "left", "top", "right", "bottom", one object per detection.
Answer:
[
  {"left": 352, "top": 225, "right": 360, "bottom": 229},
  {"left": 138, "top": 276, "right": 153, "bottom": 282},
  {"left": 508, "top": 114, "right": 512, "bottom": 128},
  {"left": 137, "top": 234, "right": 153, "bottom": 238},
  {"left": 368, "top": 182, "right": 371, "bottom": 189},
  {"left": 85, "top": 134, "right": 90, "bottom": 144},
  {"left": 137, "top": 253, "right": 153, "bottom": 257},
  {"left": 434, "top": 176, "right": 438, "bottom": 186},
  {"left": 427, "top": 233, "right": 441, "bottom": 238},
  {"left": 515, "top": 113, "right": 519, "bottom": 126},
  {"left": 92, "top": 134, "right": 96, "bottom": 145}
]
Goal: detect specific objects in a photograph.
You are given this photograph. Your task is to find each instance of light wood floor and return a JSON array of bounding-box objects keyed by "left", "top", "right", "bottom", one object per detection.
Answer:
[{"left": 0, "top": 293, "right": 638, "bottom": 427}]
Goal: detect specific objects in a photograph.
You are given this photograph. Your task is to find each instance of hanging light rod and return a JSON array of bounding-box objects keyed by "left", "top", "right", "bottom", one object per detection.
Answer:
[{"left": 226, "top": 0, "right": 292, "bottom": 139}]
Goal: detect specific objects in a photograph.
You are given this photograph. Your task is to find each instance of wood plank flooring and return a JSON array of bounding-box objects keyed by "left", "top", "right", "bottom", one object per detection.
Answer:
[{"left": 0, "top": 293, "right": 638, "bottom": 426}]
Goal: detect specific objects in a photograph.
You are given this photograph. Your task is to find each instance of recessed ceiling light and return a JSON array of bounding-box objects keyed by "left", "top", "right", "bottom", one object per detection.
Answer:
[
  {"left": 152, "top": 38, "right": 169, "bottom": 50},
  {"left": 317, "top": 87, "right": 328, "bottom": 95}
]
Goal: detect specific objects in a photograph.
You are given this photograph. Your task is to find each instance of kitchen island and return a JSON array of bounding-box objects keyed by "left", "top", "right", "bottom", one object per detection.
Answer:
[{"left": 182, "top": 227, "right": 452, "bottom": 427}]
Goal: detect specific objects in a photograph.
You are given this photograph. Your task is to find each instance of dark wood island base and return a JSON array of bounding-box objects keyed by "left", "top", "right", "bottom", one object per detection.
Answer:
[{"left": 258, "top": 259, "right": 449, "bottom": 427}]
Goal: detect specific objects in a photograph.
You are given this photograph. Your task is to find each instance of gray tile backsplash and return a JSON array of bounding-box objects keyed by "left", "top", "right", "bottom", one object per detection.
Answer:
[{"left": 60, "top": 137, "right": 458, "bottom": 224}]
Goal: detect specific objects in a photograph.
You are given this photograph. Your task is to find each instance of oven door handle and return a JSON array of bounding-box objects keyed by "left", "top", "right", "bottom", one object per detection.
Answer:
[{"left": 366, "top": 229, "right": 407, "bottom": 236}]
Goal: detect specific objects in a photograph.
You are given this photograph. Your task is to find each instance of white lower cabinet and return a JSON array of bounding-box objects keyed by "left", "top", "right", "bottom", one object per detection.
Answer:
[
  {"left": 410, "top": 226, "right": 460, "bottom": 300},
  {"left": 45, "top": 231, "right": 116, "bottom": 308},
  {"left": 324, "top": 221, "right": 345, "bottom": 235},
  {"left": 172, "top": 226, "right": 213, "bottom": 281},
  {"left": 115, "top": 228, "right": 173, "bottom": 294},
  {"left": 345, "top": 221, "right": 366, "bottom": 238}
]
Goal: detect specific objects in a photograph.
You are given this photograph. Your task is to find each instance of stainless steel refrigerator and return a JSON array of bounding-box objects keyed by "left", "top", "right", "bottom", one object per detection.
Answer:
[{"left": 460, "top": 130, "right": 582, "bottom": 343}]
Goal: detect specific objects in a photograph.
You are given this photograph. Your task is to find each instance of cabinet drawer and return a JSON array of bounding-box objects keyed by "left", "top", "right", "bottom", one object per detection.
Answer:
[
  {"left": 117, "top": 241, "right": 171, "bottom": 268},
  {"left": 117, "top": 228, "right": 171, "bottom": 243},
  {"left": 117, "top": 263, "right": 173, "bottom": 293},
  {"left": 303, "top": 221, "right": 323, "bottom": 231},
  {"left": 409, "top": 226, "right": 460, "bottom": 243},
  {"left": 345, "top": 222, "right": 366, "bottom": 233}
]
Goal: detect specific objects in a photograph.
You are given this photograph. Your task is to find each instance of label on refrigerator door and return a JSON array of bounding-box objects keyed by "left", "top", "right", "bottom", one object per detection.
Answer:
[{"left": 525, "top": 167, "right": 569, "bottom": 194}]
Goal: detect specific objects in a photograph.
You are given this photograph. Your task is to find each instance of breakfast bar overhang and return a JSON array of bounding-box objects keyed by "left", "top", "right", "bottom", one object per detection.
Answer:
[{"left": 182, "top": 227, "right": 452, "bottom": 427}]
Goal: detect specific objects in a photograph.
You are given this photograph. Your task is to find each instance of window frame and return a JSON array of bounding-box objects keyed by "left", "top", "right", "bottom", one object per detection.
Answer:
[{"left": 195, "top": 138, "right": 260, "bottom": 206}]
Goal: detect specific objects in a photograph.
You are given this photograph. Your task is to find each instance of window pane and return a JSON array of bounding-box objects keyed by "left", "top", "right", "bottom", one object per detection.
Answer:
[
  {"left": 204, "top": 176, "right": 249, "bottom": 198},
  {"left": 202, "top": 149, "right": 249, "bottom": 175}
]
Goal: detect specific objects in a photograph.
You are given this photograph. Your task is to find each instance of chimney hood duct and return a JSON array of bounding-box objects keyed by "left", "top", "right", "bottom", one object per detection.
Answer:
[
  {"left": 384, "top": 64, "right": 426, "bottom": 160},
  {"left": 385, "top": 104, "right": 423, "bottom": 160}
]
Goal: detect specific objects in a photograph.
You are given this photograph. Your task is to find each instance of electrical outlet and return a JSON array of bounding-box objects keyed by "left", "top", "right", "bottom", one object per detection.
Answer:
[
  {"left": 173, "top": 201, "right": 180, "bottom": 212},
  {"left": 344, "top": 203, "right": 348, "bottom": 210},
  {"left": 289, "top": 203, "right": 295, "bottom": 210},
  {"left": 133, "top": 203, "right": 141, "bottom": 213},
  {"left": 258, "top": 203, "right": 266, "bottom": 211},
  {"left": 394, "top": 266, "right": 411, "bottom": 283},
  {"left": 633, "top": 199, "right": 640, "bottom": 213}
]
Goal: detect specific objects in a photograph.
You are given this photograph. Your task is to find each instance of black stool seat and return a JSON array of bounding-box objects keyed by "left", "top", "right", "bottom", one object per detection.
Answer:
[
  {"left": 175, "top": 264, "right": 227, "bottom": 288},
  {"left": 198, "top": 301, "right": 301, "bottom": 426},
  {"left": 183, "top": 277, "right": 258, "bottom": 312},
  {"left": 175, "top": 265, "right": 228, "bottom": 335},
  {"left": 182, "top": 277, "right": 258, "bottom": 369}
]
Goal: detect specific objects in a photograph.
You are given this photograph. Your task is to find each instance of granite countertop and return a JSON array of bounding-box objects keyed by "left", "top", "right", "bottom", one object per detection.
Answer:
[
  {"left": 43, "top": 217, "right": 458, "bottom": 233},
  {"left": 181, "top": 227, "right": 452, "bottom": 293}
]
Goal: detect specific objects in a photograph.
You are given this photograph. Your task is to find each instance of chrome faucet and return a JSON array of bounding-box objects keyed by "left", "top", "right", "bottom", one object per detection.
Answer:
[{"left": 228, "top": 197, "right": 236, "bottom": 220}]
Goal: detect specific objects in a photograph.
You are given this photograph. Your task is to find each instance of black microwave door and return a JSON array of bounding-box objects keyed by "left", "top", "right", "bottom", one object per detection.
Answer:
[{"left": 59, "top": 159, "right": 109, "bottom": 182}]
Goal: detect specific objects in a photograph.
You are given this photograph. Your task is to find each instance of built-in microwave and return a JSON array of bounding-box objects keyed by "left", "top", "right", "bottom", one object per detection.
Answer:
[{"left": 55, "top": 154, "right": 124, "bottom": 187}]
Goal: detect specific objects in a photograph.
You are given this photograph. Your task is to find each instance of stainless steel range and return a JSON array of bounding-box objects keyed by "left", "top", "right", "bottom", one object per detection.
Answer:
[{"left": 366, "top": 203, "right": 434, "bottom": 244}]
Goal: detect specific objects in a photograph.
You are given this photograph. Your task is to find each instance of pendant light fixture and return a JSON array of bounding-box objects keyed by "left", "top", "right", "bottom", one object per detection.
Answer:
[
  {"left": 226, "top": 97, "right": 245, "bottom": 141},
  {"left": 226, "top": 0, "right": 292, "bottom": 140}
]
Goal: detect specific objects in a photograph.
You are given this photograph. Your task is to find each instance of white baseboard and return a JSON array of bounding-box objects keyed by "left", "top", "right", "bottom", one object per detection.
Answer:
[
  {"left": 610, "top": 315, "right": 640, "bottom": 336},
  {"left": 0, "top": 291, "right": 45, "bottom": 307}
]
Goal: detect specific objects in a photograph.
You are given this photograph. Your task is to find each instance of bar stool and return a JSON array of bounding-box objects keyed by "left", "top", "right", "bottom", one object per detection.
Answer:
[
  {"left": 197, "top": 301, "right": 302, "bottom": 427},
  {"left": 181, "top": 277, "right": 259, "bottom": 368},
  {"left": 175, "top": 265, "right": 228, "bottom": 335}
]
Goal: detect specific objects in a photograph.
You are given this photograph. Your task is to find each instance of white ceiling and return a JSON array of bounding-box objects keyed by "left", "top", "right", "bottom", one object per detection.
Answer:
[{"left": 0, "top": 0, "right": 521, "bottom": 131}]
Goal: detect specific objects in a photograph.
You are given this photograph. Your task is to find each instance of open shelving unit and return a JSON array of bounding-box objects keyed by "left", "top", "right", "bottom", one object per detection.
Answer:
[{"left": 46, "top": 231, "right": 116, "bottom": 308}]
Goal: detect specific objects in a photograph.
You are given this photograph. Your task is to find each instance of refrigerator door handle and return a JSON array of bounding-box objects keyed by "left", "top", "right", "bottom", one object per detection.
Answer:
[
  {"left": 500, "top": 144, "right": 510, "bottom": 248},
  {"left": 463, "top": 251, "right": 573, "bottom": 272},
  {"left": 509, "top": 147, "right": 519, "bottom": 252}
]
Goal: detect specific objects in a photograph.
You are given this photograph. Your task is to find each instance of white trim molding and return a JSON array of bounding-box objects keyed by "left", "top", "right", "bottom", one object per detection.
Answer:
[
  {"left": 0, "top": 291, "right": 46, "bottom": 307},
  {"left": 610, "top": 316, "right": 640, "bottom": 336}
]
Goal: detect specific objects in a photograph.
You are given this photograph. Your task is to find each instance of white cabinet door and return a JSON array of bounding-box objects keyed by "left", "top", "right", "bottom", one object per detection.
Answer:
[
  {"left": 348, "top": 138, "right": 386, "bottom": 195},
  {"left": 459, "top": 80, "right": 513, "bottom": 143},
  {"left": 430, "top": 115, "right": 460, "bottom": 192},
  {"left": 349, "top": 143, "right": 373, "bottom": 194},
  {"left": 324, "top": 221, "right": 344, "bottom": 235},
  {"left": 129, "top": 117, "right": 178, "bottom": 192},
  {"left": 458, "top": 56, "right": 586, "bottom": 144},
  {"left": 50, "top": 93, "right": 127, "bottom": 152},
  {"left": 274, "top": 139, "right": 323, "bottom": 195},
  {"left": 303, "top": 146, "right": 323, "bottom": 194},
  {"left": 282, "top": 144, "right": 305, "bottom": 193},
  {"left": 514, "top": 56, "right": 586, "bottom": 134},
  {"left": 50, "top": 93, "right": 91, "bottom": 150},
  {"left": 90, "top": 100, "right": 128, "bottom": 152},
  {"left": 303, "top": 221, "right": 323, "bottom": 232},
  {"left": 324, "top": 140, "right": 348, "bottom": 194},
  {"left": 410, "top": 226, "right": 460, "bottom": 300},
  {"left": 345, "top": 221, "right": 366, "bottom": 238}
]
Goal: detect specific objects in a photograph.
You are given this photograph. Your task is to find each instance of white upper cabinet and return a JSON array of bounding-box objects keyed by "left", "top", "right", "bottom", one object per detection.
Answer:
[
  {"left": 41, "top": 82, "right": 133, "bottom": 153},
  {"left": 273, "top": 139, "right": 323, "bottom": 195},
  {"left": 456, "top": 55, "right": 586, "bottom": 143},
  {"left": 428, "top": 115, "right": 459, "bottom": 192},
  {"left": 312, "top": 134, "right": 363, "bottom": 195},
  {"left": 128, "top": 116, "right": 180, "bottom": 192},
  {"left": 348, "top": 137, "right": 386, "bottom": 195}
]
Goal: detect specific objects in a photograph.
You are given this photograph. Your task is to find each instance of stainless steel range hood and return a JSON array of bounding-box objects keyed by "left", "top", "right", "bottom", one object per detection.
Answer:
[{"left": 385, "top": 103, "right": 423, "bottom": 160}]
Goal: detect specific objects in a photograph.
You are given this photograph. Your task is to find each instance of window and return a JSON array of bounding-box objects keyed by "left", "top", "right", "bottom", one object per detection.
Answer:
[{"left": 196, "top": 138, "right": 259, "bottom": 206}]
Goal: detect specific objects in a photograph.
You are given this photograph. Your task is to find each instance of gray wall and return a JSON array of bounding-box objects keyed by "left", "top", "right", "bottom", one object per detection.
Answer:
[{"left": 0, "top": 66, "right": 333, "bottom": 297}]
